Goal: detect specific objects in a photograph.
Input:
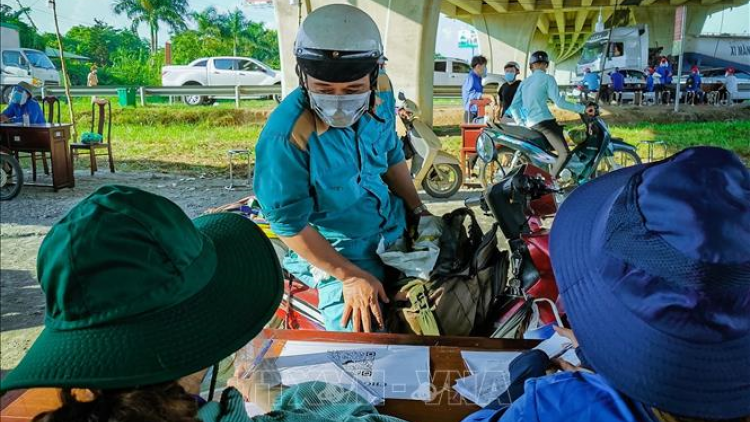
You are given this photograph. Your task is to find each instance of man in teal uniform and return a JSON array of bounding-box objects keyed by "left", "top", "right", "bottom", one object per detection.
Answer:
[{"left": 254, "top": 4, "right": 426, "bottom": 333}]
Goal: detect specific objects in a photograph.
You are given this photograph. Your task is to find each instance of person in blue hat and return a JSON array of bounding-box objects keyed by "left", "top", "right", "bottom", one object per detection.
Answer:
[
  {"left": 0, "top": 82, "right": 45, "bottom": 124},
  {"left": 464, "top": 146, "right": 750, "bottom": 421}
]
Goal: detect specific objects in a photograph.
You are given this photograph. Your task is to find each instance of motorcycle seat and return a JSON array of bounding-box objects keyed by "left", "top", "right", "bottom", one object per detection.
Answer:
[{"left": 499, "top": 124, "right": 552, "bottom": 151}]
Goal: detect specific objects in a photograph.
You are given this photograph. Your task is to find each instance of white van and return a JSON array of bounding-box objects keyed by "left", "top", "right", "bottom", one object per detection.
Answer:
[{"left": 1, "top": 48, "right": 60, "bottom": 86}]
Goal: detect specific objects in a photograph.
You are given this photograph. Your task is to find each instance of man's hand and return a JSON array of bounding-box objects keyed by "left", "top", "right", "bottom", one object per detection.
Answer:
[
  {"left": 341, "top": 272, "right": 389, "bottom": 332},
  {"left": 554, "top": 325, "right": 579, "bottom": 348},
  {"left": 0, "top": 115, "right": 9, "bottom": 123}
]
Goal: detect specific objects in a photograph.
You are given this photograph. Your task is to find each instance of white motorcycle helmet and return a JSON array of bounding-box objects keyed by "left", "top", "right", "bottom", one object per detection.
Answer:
[{"left": 294, "top": 4, "right": 384, "bottom": 126}]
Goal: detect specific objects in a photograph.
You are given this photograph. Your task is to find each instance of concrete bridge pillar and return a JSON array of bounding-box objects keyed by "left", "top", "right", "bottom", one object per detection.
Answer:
[
  {"left": 473, "top": 13, "right": 543, "bottom": 79},
  {"left": 273, "top": 0, "right": 441, "bottom": 123}
]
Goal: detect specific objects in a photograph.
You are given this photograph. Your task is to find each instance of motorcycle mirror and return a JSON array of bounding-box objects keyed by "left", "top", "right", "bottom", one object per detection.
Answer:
[{"left": 398, "top": 91, "right": 406, "bottom": 101}]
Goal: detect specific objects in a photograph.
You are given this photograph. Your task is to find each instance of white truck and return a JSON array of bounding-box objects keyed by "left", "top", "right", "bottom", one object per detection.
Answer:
[
  {"left": 577, "top": 24, "right": 750, "bottom": 76},
  {"left": 161, "top": 56, "right": 282, "bottom": 105},
  {"left": 1, "top": 23, "right": 50, "bottom": 103}
]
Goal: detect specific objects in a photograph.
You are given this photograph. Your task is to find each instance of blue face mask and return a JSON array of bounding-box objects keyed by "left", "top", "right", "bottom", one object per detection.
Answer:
[
  {"left": 504, "top": 72, "right": 517, "bottom": 83},
  {"left": 9, "top": 89, "right": 28, "bottom": 106}
]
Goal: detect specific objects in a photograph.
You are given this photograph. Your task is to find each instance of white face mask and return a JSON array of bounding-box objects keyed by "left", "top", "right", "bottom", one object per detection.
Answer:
[{"left": 308, "top": 91, "right": 371, "bottom": 128}]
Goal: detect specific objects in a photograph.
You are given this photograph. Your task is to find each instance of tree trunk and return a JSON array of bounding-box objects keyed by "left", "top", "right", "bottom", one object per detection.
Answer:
[
  {"left": 50, "top": 0, "right": 77, "bottom": 141},
  {"left": 153, "top": 24, "right": 159, "bottom": 54}
]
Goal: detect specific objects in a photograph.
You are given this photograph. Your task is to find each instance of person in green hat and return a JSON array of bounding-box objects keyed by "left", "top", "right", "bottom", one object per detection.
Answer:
[{"left": 0, "top": 185, "right": 409, "bottom": 422}]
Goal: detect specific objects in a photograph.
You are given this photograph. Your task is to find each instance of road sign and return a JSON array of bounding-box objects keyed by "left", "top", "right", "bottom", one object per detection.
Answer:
[{"left": 458, "top": 30, "right": 478, "bottom": 49}]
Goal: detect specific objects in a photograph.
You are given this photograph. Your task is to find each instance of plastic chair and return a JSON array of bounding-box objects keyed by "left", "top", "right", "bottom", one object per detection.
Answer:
[{"left": 70, "top": 99, "right": 115, "bottom": 175}]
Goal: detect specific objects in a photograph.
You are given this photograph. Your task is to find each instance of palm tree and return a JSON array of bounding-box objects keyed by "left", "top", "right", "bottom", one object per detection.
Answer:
[{"left": 112, "top": 0, "right": 189, "bottom": 53}]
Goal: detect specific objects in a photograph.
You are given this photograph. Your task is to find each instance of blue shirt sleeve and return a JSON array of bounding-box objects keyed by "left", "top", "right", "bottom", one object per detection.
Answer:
[
  {"left": 508, "top": 81, "right": 525, "bottom": 124},
  {"left": 385, "top": 122, "right": 405, "bottom": 168},
  {"left": 253, "top": 132, "right": 314, "bottom": 237},
  {"left": 1, "top": 103, "right": 20, "bottom": 120}
]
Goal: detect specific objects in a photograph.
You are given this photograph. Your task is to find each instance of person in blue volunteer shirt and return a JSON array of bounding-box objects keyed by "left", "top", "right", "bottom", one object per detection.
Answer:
[
  {"left": 463, "top": 147, "right": 750, "bottom": 422},
  {"left": 0, "top": 82, "right": 45, "bottom": 124},
  {"left": 609, "top": 67, "right": 625, "bottom": 102},
  {"left": 686, "top": 65, "right": 703, "bottom": 103},
  {"left": 508, "top": 51, "right": 595, "bottom": 177},
  {"left": 645, "top": 67, "right": 656, "bottom": 93},
  {"left": 254, "top": 4, "right": 426, "bottom": 333},
  {"left": 462, "top": 55, "right": 495, "bottom": 123},
  {"left": 581, "top": 67, "right": 600, "bottom": 100},
  {"left": 655, "top": 56, "right": 673, "bottom": 103}
]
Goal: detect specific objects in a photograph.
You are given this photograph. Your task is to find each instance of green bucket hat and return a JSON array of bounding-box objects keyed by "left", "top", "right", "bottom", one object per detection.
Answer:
[{"left": 1, "top": 185, "right": 283, "bottom": 392}]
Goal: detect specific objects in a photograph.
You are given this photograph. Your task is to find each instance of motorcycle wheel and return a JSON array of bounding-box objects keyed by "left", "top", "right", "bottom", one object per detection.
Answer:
[
  {"left": 596, "top": 149, "right": 642, "bottom": 177},
  {"left": 0, "top": 154, "right": 23, "bottom": 201},
  {"left": 477, "top": 152, "right": 526, "bottom": 188},
  {"left": 422, "top": 163, "right": 463, "bottom": 199}
]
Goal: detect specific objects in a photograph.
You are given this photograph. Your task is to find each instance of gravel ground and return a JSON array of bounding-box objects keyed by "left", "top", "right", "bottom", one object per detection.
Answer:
[{"left": 0, "top": 169, "right": 487, "bottom": 375}]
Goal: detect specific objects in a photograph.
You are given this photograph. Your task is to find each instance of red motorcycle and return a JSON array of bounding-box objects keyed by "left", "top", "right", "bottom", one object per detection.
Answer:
[
  {"left": 215, "top": 164, "right": 563, "bottom": 337},
  {"left": 466, "top": 164, "right": 563, "bottom": 338}
]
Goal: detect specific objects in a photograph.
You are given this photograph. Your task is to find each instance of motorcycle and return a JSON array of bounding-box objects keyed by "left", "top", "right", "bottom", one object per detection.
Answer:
[
  {"left": 467, "top": 164, "right": 564, "bottom": 338},
  {"left": 1, "top": 148, "right": 23, "bottom": 201},
  {"left": 397, "top": 92, "right": 463, "bottom": 199},
  {"left": 475, "top": 104, "right": 641, "bottom": 190},
  {"left": 217, "top": 164, "right": 564, "bottom": 337}
]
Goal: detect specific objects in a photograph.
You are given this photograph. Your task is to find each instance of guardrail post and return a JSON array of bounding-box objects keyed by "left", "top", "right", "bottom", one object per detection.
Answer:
[
  {"left": 139, "top": 87, "right": 146, "bottom": 107},
  {"left": 235, "top": 85, "right": 241, "bottom": 109},
  {"left": 40, "top": 85, "right": 46, "bottom": 99}
]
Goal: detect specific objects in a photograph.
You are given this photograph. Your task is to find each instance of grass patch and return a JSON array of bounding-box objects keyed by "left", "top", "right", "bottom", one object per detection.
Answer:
[{"left": 43, "top": 99, "right": 750, "bottom": 175}]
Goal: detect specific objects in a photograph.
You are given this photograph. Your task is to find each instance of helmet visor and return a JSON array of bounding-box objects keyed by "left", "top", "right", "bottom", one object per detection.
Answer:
[{"left": 297, "top": 48, "right": 379, "bottom": 83}]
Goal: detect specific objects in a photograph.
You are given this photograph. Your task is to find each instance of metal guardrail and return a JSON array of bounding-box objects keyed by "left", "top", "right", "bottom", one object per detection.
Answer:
[
  {"left": 40, "top": 83, "right": 583, "bottom": 105},
  {"left": 42, "top": 84, "right": 469, "bottom": 106}
]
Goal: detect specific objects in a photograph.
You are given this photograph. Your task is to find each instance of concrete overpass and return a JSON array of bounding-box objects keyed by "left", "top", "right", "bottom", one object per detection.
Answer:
[{"left": 274, "top": 0, "right": 747, "bottom": 123}]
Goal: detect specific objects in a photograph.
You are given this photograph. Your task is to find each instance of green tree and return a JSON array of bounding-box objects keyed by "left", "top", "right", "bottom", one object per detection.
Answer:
[
  {"left": 64, "top": 20, "right": 148, "bottom": 66},
  {"left": 171, "top": 7, "right": 280, "bottom": 68},
  {"left": 111, "top": 0, "right": 189, "bottom": 53}
]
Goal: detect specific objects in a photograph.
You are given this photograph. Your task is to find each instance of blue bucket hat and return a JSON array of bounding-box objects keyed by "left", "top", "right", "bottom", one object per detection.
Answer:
[{"left": 550, "top": 147, "right": 750, "bottom": 419}]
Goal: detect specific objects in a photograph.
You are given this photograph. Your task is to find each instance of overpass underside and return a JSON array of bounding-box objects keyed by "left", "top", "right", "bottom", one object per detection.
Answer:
[
  {"left": 443, "top": 0, "right": 747, "bottom": 76},
  {"left": 273, "top": 0, "right": 747, "bottom": 123}
]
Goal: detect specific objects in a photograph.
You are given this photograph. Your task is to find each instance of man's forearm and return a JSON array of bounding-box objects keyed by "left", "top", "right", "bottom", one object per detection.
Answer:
[
  {"left": 280, "top": 226, "right": 367, "bottom": 282},
  {"left": 384, "top": 161, "right": 422, "bottom": 211}
]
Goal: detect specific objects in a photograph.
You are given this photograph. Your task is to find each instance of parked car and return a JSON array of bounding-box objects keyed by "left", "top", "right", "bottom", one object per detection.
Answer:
[
  {"left": 161, "top": 56, "right": 282, "bottom": 106},
  {"left": 433, "top": 57, "right": 504, "bottom": 91}
]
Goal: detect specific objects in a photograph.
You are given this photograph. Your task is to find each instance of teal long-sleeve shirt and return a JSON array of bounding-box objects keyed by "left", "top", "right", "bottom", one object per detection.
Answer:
[
  {"left": 253, "top": 88, "right": 406, "bottom": 277},
  {"left": 508, "top": 69, "right": 585, "bottom": 128}
]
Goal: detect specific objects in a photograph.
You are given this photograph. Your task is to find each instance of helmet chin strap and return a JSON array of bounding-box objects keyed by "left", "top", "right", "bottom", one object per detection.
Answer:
[{"left": 297, "top": 64, "right": 385, "bottom": 124}]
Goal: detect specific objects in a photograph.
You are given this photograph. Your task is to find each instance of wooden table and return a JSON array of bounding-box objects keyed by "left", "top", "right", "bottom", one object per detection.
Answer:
[
  {"left": 0, "top": 330, "right": 539, "bottom": 422},
  {"left": 0, "top": 123, "right": 75, "bottom": 190},
  {"left": 263, "top": 329, "right": 538, "bottom": 422}
]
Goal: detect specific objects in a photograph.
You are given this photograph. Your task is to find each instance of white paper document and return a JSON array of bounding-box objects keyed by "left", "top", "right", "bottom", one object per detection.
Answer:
[
  {"left": 461, "top": 351, "right": 522, "bottom": 375},
  {"left": 453, "top": 371, "right": 513, "bottom": 407},
  {"left": 275, "top": 341, "right": 432, "bottom": 403}
]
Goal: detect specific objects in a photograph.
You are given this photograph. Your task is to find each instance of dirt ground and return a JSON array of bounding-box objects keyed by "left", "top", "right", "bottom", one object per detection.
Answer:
[{"left": 0, "top": 169, "right": 482, "bottom": 376}]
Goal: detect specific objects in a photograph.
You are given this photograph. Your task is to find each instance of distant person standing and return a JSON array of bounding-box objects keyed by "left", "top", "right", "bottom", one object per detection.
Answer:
[
  {"left": 497, "top": 61, "right": 521, "bottom": 118},
  {"left": 461, "top": 55, "right": 495, "bottom": 123},
  {"left": 655, "top": 56, "right": 673, "bottom": 104},
  {"left": 609, "top": 68, "right": 625, "bottom": 103},
  {"left": 685, "top": 65, "right": 703, "bottom": 104},
  {"left": 87, "top": 64, "right": 99, "bottom": 103}
]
